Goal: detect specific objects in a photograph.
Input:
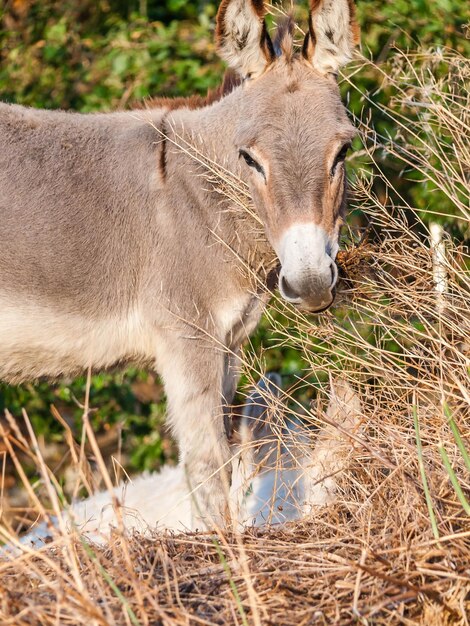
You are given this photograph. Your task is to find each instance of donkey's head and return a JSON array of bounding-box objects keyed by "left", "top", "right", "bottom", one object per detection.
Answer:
[{"left": 216, "top": 0, "right": 359, "bottom": 312}]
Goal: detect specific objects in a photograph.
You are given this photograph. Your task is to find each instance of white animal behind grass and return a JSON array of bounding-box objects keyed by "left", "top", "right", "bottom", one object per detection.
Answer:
[{"left": 18, "top": 376, "right": 361, "bottom": 549}]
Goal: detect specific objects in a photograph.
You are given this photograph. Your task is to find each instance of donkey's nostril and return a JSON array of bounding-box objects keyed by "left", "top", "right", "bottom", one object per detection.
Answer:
[
  {"left": 280, "top": 275, "right": 301, "bottom": 301},
  {"left": 330, "top": 261, "right": 338, "bottom": 288}
]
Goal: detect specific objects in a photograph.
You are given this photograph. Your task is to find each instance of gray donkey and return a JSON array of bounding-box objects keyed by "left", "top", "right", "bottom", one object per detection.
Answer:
[{"left": 0, "top": 0, "right": 359, "bottom": 527}]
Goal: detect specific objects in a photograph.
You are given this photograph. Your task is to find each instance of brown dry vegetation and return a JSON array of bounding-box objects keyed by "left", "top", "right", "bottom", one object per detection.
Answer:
[{"left": 0, "top": 49, "right": 469, "bottom": 625}]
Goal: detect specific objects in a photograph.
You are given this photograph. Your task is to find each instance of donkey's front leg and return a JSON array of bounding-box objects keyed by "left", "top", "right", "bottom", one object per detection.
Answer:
[{"left": 158, "top": 336, "right": 232, "bottom": 529}]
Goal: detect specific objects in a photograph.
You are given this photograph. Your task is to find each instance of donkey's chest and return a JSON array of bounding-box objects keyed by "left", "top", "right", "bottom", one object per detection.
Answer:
[{"left": 218, "top": 292, "right": 269, "bottom": 349}]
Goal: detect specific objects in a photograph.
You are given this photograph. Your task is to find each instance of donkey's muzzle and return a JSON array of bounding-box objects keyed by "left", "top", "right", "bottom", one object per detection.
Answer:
[
  {"left": 276, "top": 222, "right": 339, "bottom": 313},
  {"left": 279, "top": 261, "right": 337, "bottom": 313},
  {"left": 279, "top": 278, "right": 336, "bottom": 312}
]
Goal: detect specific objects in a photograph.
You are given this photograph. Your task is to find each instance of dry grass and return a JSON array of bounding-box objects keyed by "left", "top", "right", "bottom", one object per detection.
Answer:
[
  {"left": 1, "top": 517, "right": 469, "bottom": 625},
  {"left": 0, "top": 48, "right": 469, "bottom": 625}
]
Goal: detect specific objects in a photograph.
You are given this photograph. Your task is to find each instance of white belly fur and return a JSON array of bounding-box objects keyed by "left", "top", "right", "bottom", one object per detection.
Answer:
[{"left": 0, "top": 297, "right": 156, "bottom": 381}]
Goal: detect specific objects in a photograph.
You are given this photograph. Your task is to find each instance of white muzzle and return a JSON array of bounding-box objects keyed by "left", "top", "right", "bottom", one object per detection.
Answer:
[{"left": 276, "top": 223, "right": 338, "bottom": 312}]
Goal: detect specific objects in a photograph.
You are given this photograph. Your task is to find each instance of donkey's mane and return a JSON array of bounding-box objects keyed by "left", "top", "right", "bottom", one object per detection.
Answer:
[
  {"left": 273, "top": 15, "right": 296, "bottom": 60},
  {"left": 134, "top": 69, "right": 242, "bottom": 112}
]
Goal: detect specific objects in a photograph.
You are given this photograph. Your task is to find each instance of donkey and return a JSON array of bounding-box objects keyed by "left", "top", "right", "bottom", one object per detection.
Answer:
[{"left": 0, "top": 0, "right": 359, "bottom": 528}]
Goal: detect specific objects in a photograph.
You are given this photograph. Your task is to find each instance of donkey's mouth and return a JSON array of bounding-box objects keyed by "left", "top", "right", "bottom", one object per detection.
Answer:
[
  {"left": 302, "top": 297, "right": 335, "bottom": 314},
  {"left": 279, "top": 271, "right": 336, "bottom": 313},
  {"left": 297, "top": 289, "right": 336, "bottom": 314}
]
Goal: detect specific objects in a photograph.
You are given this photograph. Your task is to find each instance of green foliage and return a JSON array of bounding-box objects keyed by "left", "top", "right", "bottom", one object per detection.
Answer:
[
  {"left": 357, "top": 0, "right": 469, "bottom": 55},
  {"left": 0, "top": 369, "right": 169, "bottom": 471},
  {"left": 0, "top": 5, "right": 222, "bottom": 111}
]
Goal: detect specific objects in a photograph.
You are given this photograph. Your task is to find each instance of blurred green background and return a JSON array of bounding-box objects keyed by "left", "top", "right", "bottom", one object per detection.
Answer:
[{"left": 1, "top": 0, "right": 468, "bottom": 472}]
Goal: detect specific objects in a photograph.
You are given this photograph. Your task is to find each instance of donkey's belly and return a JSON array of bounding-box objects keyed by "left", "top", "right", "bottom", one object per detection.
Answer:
[{"left": 0, "top": 298, "right": 155, "bottom": 383}]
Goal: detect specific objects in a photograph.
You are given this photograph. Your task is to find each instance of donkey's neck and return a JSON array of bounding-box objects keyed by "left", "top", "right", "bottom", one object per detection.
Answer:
[{"left": 162, "top": 93, "right": 277, "bottom": 289}]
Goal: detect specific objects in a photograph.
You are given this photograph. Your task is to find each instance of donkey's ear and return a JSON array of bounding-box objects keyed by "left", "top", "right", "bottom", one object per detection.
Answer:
[
  {"left": 216, "top": 0, "right": 275, "bottom": 79},
  {"left": 302, "top": 0, "right": 360, "bottom": 76}
]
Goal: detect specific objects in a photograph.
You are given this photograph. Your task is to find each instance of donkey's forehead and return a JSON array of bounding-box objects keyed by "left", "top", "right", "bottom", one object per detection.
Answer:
[
  {"left": 237, "top": 61, "right": 354, "bottom": 144},
  {"left": 247, "top": 57, "right": 342, "bottom": 97}
]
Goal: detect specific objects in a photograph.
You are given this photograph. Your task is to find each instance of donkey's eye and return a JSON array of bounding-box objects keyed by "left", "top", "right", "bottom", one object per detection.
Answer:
[
  {"left": 239, "top": 150, "right": 265, "bottom": 178},
  {"left": 331, "top": 143, "right": 351, "bottom": 176}
]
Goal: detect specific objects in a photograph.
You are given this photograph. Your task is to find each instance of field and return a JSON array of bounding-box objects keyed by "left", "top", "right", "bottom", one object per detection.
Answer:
[{"left": 0, "top": 1, "right": 469, "bottom": 624}]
